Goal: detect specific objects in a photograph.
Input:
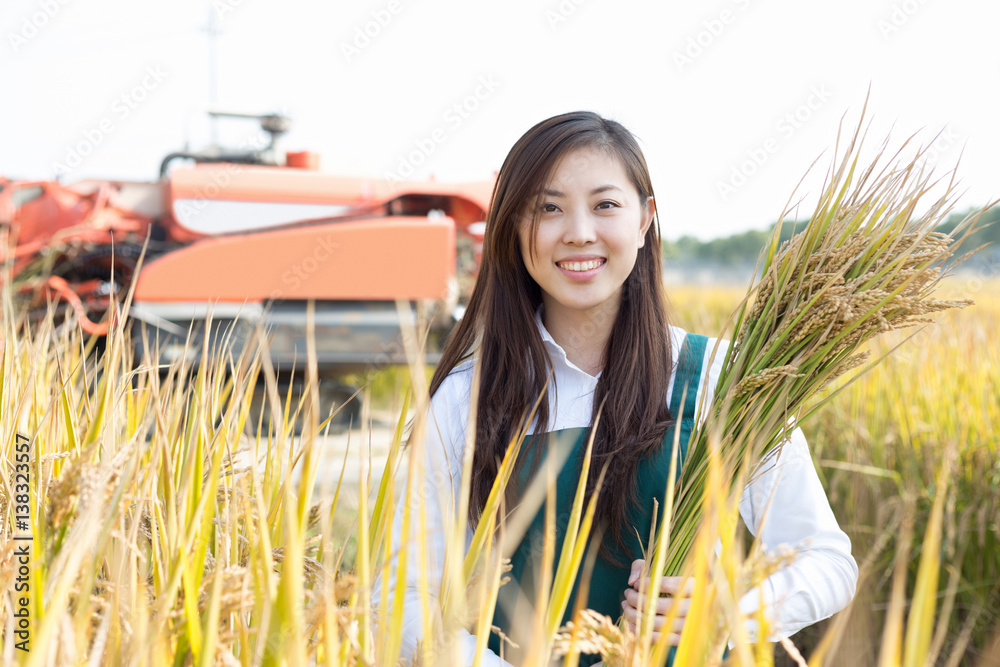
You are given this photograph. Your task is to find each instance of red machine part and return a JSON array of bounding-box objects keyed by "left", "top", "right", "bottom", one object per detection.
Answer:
[
  {"left": 133, "top": 215, "right": 456, "bottom": 302},
  {"left": 1, "top": 178, "right": 153, "bottom": 331},
  {"left": 43, "top": 276, "right": 119, "bottom": 335},
  {"left": 2, "top": 162, "right": 493, "bottom": 334},
  {"left": 163, "top": 165, "right": 493, "bottom": 241},
  {"left": 0, "top": 179, "right": 151, "bottom": 274}
]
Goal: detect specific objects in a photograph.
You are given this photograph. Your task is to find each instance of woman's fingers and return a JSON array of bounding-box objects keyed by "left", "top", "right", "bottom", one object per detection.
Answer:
[
  {"left": 620, "top": 600, "right": 685, "bottom": 633},
  {"left": 622, "top": 566, "right": 694, "bottom": 649},
  {"left": 622, "top": 587, "right": 691, "bottom": 615},
  {"left": 629, "top": 559, "right": 645, "bottom": 586},
  {"left": 625, "top": 620, "right": 681, "bottom": 646},
  {"left": 634, "top": 575, "right": 697, "bottom": 596},
  {"left": 623, "top": 622, "right": 683, "bottom": 646}
]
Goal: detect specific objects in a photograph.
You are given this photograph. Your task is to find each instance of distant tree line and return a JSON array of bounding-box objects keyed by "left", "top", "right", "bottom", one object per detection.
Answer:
[{"left": 662, "top": 205, "right": 1000, "bottom": 265}]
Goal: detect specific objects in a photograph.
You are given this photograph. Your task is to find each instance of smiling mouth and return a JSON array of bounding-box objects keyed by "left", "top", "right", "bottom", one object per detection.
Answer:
[{"left": 556, "top": 259, "right": 606, "bottom": 272}]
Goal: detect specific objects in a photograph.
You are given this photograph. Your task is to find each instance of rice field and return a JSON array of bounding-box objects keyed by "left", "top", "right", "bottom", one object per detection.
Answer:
[{"left": 0, "top": 277, "right": 998, "bottom": 665}]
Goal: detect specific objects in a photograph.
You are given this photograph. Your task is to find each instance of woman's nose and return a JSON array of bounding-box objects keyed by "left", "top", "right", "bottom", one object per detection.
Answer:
[{"left": 562, "top": 208, "right": 597, "bottom": 245}]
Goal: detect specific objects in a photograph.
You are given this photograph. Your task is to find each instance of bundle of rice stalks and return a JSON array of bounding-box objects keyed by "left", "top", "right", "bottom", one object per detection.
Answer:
[{"left": 661, "top": 97, "right": 995, "bottom": 577}]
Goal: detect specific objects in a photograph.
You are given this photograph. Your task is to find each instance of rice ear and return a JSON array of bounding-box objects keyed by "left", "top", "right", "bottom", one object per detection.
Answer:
[{"left": 661, "top": 92, "right": 992, "bottom": 577}]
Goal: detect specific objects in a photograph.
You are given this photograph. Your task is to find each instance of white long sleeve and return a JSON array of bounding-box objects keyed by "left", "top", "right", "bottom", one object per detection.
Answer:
[
  {"left": 696, "top": 336, "right": 859, "bottom": 641},
  {"left": 371, "top": 360, "right": 513, "bottom": 666},
  {"left": 734, "top": 427, "right": 859, "bottom": 640}
]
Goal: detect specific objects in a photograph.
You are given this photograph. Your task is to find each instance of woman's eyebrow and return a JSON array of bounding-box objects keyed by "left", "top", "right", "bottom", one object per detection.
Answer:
[{"left": 542, "top": 184, "right": 625, "bottom": 197}]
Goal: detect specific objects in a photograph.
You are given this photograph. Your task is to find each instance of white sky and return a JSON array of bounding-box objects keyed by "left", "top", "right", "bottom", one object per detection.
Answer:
[{"left": 2, "top": 0, "right": 998, "bottom": 240}]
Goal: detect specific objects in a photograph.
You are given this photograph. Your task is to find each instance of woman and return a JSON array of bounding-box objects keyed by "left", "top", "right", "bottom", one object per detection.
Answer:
[{"left": 374, "top": 111, "right": 858, "bottom": 666}]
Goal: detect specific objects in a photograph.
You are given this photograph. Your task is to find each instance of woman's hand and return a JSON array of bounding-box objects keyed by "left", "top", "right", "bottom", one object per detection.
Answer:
[{"left": 620, "top": 559, "right": 695, "bottom": 646}]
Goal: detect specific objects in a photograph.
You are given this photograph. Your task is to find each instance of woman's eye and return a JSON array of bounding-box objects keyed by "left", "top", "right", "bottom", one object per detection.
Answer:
[
  {"left": 596, "top": 200, "right": 620, "bottom": 210},
  {"left": 541, "top": 203, "right": 560, "bottom": 213}
]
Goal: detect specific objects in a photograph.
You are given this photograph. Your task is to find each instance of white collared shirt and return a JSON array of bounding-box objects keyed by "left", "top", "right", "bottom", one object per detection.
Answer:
[{"left": 374, "top": 308, "right": 859, "bottom": 665}]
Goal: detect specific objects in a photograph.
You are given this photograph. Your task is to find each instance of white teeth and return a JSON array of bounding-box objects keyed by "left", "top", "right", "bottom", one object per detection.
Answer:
[{"left": 557, "top": 259, "right": 604, "bottom": 272}]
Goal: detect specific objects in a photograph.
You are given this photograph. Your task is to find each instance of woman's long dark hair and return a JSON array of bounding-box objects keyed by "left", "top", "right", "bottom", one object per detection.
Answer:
[{"left": 428, "top": 111, "right": 675, "bottom": 564}]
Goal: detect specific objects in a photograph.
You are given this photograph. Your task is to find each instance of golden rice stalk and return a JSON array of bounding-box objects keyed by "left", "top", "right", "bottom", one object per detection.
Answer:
[{"left": 664, "top": 91, "right": 996, "bottom": 575}]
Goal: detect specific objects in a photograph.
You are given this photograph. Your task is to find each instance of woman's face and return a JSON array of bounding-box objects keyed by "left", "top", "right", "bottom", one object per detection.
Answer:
[{"left": 518, "top": 145, "right": 654, "bottom": 324}]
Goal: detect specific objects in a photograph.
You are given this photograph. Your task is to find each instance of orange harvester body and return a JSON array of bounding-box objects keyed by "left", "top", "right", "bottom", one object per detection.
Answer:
[{"left": 1, "top": 147, "right": 494, "bottom": 420}]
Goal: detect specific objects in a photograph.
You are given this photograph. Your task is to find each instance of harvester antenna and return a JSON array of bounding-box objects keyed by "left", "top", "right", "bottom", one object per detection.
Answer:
[{"left": 201, "top": 6, "right": 224, "bottom": 147}]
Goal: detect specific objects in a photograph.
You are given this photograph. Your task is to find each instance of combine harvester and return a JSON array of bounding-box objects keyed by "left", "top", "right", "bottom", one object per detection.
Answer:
[{"left": 0, "top": 112, "right": 493, "bottom": 432}]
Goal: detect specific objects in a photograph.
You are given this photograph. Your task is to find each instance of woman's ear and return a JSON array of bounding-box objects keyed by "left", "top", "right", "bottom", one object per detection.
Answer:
[{"left": 638, "top": 196, "right": 656, "bottom": 248}]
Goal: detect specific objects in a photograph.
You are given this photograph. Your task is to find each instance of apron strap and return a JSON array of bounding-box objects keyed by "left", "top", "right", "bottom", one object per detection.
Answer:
[{"left": 667, "top": 333, "right": 709, "bottom": 466}]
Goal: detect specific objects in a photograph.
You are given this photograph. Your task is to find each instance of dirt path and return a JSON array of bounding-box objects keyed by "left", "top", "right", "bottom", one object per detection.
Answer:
[{"left": 232, "top": 409, "right": 409, "bottom": 508}]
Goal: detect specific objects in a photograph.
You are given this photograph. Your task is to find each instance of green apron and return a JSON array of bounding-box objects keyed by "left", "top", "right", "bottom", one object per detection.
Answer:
[{"left": 486, "top": 333, "right": 708, "bottom": 666}]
